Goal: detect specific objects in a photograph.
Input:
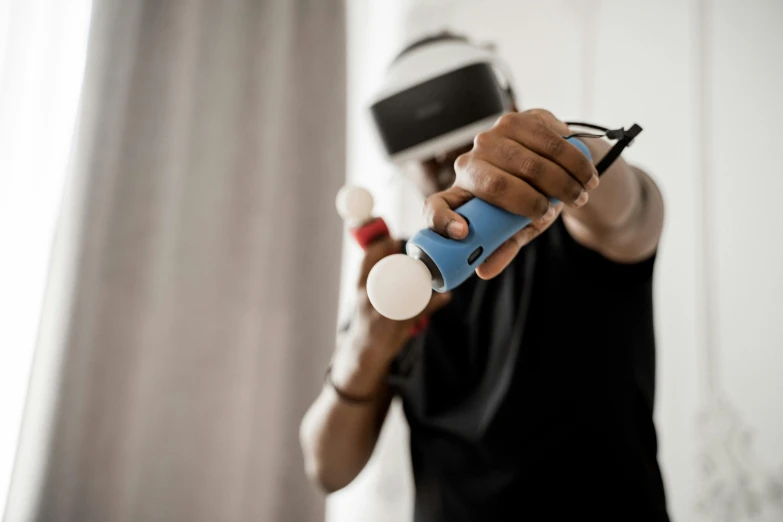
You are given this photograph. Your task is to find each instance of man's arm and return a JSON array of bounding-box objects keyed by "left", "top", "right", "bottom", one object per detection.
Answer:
[
  {"left": 561, "top": 137, "right": 664, "bottom": 263},
  {"left": 299, "top": 236, "right": 451, "bottom": 493},
  {"left": 299, "top": 334, "right": 394, "bottom": 493},
  {"left": 422, "top": 109, "right": 664, "bottom": 275}
]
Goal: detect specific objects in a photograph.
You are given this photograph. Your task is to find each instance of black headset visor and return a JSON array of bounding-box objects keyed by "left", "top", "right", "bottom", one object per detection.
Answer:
[{"left": 370, "top": 62, "right": 510, "bottom": 160}]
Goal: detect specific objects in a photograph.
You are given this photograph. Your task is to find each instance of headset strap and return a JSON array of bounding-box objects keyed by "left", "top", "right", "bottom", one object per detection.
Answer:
[{"left": 564, "top": 122, "right": 643, "bottom": 175}]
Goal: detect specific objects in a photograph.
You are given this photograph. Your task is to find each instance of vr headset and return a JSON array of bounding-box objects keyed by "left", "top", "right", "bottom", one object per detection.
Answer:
[
  {"left": 368, "top": 35, "right": 642, "bottom": 173},
  {"left": 369, "top": 37, "right": 515, "bottom": 165}
]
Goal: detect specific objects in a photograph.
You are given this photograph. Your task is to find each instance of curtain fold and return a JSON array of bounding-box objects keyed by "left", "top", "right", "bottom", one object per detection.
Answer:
[{"left": 5, "top": 1, "right": 345, "bottom": 521}]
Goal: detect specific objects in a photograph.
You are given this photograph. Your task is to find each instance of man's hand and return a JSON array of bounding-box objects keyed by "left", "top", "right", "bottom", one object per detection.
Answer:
[
  {"left": 351, "top": 235, "right": 451, "bottom": 359},
  {"left": 423, "top": 109, "right": 601, "bottom": 279},
  {"left": 300, "top": 234, "right": 451, "bottom": 494},
  {"left": 332, "top": 236, "right": 451, "bottom": 397}
]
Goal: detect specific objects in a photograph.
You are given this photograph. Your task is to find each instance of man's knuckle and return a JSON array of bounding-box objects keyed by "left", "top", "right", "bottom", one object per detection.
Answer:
[
  {"left": 544, "top": 135, "right": 565, "bottom": 157},
  {"left": 454, "top": 152, "right": 471, "bottom": 171},
  {"left": 479, "top": 172, "right": 507, "bottom": 197},
  {"left": 422, "top": 195, "right": 439, "bottom": 221},
  {"left": 529, "top": 118, "right": 549, "bottom": 138},
  {"left": 495, "top": 113, "right": 517, "bottom": 133},
  {"left": 525, "top": 108, "right": 549, "bottom": 125},
  {"left": 519, "top": 155, "right": 543, "bottom": 179},
  {"left": 498, "top": 140, "right": 520, "bottom": 165},
  {"left": 473, "top": 131, "right": 493, "bottom": 150}
]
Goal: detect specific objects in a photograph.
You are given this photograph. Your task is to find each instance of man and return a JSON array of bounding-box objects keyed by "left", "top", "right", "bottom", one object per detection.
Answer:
[{"left": 300, "top": 31, "right": 668, "bottom": 521}]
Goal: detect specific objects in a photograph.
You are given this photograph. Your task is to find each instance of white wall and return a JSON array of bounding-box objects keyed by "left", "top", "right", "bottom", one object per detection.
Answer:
[
  {"left": 0, "top": 1, "right": 92, "bottom": 516},
  {"left": 331, "top": 1, "right": 783, "bottom": 521}
]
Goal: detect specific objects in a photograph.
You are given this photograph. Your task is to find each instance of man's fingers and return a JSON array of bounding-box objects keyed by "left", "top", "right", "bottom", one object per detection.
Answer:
[
  {"left": 454, "top": 157, "right": 553, "bottom": 220},
  {"left": 423, "top": 186, "right": 473, "bottom": 239},
  {"left": 475, "top": 239, "right": 519, "bottom": 280},
  {"left": 494, "top": 111, "right": 598, "bottom": 189},
  {"left": 472, "top": 136, "right": 589, "bottom": 208},
  {"left": 475, "top": 202, "right": 564, "bottom": 279},
  {"left": 525, "top": 108, "right": 571, "bottom": 136}
]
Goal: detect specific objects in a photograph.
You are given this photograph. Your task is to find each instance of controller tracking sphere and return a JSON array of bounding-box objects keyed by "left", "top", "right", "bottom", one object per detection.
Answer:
[
  {"left": 367, "top": 254, "right": 432, "bottom": 321},
  {"left": 335, "top": 185, "right": 374, "bottom": 225}
]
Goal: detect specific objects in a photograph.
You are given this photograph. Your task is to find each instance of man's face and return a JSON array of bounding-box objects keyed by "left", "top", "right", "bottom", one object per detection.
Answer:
[{"left": 404, "top": 143, "right": 473, "bottom": 196}]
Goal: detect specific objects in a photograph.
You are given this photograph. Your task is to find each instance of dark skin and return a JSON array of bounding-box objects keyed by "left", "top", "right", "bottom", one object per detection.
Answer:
[{"left": 300, "top": 107, "right": 664, "bottom": 493}]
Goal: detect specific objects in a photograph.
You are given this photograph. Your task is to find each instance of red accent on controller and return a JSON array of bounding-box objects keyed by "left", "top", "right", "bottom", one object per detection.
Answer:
[
  {"left": 350, "top": 216, "right": 429, "bottom": 337},
  {"left": 409, "top": 316, "right": 429, "bottom": 337},
  {"left": 350, "top": 217, "right": 390, "bottom": 250}
]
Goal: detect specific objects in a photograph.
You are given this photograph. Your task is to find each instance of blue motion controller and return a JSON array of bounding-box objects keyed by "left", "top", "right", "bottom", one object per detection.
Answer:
[{"left": 406, "top": 137, "right": 592, "bottom": 292}]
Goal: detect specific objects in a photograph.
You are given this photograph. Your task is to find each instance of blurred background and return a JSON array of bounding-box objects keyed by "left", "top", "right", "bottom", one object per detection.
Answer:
[{"left": 1, "top": 1, "right": 782, "bottom": 521}]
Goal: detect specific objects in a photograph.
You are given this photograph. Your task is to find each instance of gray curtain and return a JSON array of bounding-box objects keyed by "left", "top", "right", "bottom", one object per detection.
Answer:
[{"left": 4, "top": 1, "right": 344, "bottom": 521}]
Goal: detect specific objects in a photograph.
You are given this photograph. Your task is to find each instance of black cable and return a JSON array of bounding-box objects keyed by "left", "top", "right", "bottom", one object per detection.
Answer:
[
  {"left": 562, "top": 122, "right": 644, "bottom": 175},
  {"left": 563, "top": 121, "right": 628, "bottom": 142},
  {"left": 564, "top": 121, "right": 611, "bottom": 133},
  {"left": 565, "top": 132, "right": 606, "bottom": 139}
]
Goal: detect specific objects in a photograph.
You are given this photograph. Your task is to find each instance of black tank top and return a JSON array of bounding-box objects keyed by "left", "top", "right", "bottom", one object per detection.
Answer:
[{"left": 388, "top": 217, "right": 669, "bottom": 521}]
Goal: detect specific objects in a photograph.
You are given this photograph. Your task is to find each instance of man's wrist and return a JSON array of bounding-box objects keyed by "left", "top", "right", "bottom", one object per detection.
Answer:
[
  {"left": 329, "top": 337, "right": 395, "bottom": 399},
  {"left": 564, "top": 137, "right": 640, "bottom": 232}
]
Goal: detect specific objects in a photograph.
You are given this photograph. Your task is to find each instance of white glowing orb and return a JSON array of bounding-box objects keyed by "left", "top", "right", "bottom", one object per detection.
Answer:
[
  {"left": 367, "top": 254, "right": 432, "bottom": 321},
  {"left": 335, "top": 185, "right": 374, "bottom": 225}
]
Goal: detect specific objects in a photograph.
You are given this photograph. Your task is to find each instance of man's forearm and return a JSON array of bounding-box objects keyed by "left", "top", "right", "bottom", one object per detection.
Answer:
[
  {"left": 299, "top": 338, "right": 392, "bottom": 493},
  {"left": 562, "top": 137, "right": 663, "bottom": 263}
]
